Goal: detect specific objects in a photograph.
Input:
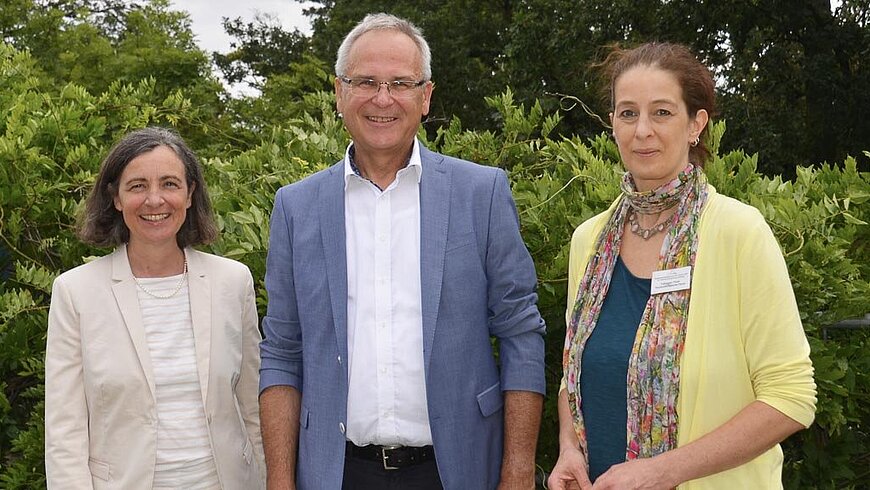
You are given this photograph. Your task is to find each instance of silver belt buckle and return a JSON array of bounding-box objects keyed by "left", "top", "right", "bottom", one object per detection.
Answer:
[{"left": 381, "top": 445, "right": 401, "bottom": 470}]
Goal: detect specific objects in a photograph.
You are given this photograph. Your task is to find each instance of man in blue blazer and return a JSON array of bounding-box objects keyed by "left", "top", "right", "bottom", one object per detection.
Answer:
[{"left": 259, "top": 13, "right": 546, "bottom": 489}]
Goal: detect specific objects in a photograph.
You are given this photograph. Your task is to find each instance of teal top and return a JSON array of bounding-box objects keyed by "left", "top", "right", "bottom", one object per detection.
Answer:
[{"left": 580, "top": 256, "right": 650, "bottom": 481}]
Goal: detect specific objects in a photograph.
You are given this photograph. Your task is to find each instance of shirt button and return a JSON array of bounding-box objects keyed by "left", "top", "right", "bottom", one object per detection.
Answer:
[
  {"left": 337, "top": 355, "right": 342, "bottom": 364},
  {"left": 339, "top": 422, "right": 346, "bottom": 434}
]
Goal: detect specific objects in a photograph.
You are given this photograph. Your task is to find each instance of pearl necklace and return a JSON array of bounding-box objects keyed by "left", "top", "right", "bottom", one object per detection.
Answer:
[
  {"left": 627, "top": 209, "right": 670, "bottom": 240},
  {"left": 133, "top": 258, "right": 188, "bottom": 299}
]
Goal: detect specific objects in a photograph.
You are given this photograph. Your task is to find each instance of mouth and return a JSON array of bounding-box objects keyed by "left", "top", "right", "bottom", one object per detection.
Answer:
[
  {"left": 634, "top": 149, "right": 660, "bottom": 157},
  {"left": 366, "top": 116, "right": 397, "bottom": 123},
  {"left": 140, "top": 213, "right": 170, "bottom": 222}
]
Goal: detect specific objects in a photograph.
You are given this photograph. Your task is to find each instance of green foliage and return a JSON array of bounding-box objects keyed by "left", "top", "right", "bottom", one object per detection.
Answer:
[
  {"left": 0, "top": 37, "right": 868, "bottom": 488},
  {"left": 214, "top": 12, "right": 311, "bottom": 85},
  {"left": 224, "top": 54, "right": 335, "bottom": 141}
]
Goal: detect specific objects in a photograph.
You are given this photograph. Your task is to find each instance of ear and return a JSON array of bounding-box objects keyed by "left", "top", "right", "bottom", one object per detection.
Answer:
[
  {"left": 186, "top": 182, "right": 195, "bottom": 209},
  {"left": 609, "top": 112, "right": 615, "bottom": 129},
  {"left": 421, "top": 81, "right": 434, "bottom": 117},
  {"left": 113, "top": 190, "right": 122, "bottom": 212},
  {"left": 334, "top": 77, "right": 345, "bottom": 114},
  {"left": 691, "top": 109, "right": 709, "bottom": 141}
]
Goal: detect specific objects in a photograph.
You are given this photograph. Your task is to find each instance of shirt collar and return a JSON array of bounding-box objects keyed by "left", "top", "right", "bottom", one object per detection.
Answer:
[{"left": 343, "top": 138, "right": 423, "bottom": 189}]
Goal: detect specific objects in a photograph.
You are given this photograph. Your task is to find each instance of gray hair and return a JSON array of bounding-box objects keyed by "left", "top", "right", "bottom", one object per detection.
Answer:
[{"left": 334, "top": 13, "right": 432, "bottom": 81}]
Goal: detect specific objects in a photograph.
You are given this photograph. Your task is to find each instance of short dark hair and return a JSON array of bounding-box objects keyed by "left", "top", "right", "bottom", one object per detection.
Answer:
[
  {"left": 78, "top": 127, "right": 218, "bottom": 248},
  {"left": 599, "top": 42, "right": 717, "bottom": 165}
]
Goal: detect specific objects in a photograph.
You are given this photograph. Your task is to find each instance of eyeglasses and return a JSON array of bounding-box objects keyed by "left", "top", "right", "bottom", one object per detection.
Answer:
[{"left": 339, "top": 76, "right": 428, "bottom": 98}]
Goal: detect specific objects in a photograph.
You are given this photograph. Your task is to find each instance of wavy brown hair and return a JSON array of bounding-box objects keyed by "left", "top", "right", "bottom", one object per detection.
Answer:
[{"left": 78, "top": 127, "right": 218, "bottom": 248}]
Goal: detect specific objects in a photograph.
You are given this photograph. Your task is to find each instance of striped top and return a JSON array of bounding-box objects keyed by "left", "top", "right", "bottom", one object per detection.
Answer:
[{"left": 136, "top": 276, "right": 220, "bottom": 489}]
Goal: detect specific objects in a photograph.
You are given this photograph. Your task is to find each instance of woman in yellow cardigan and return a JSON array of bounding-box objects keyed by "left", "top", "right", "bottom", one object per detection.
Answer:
[{"left": 548, "top": 43, "right": 816, "bottom": 489}]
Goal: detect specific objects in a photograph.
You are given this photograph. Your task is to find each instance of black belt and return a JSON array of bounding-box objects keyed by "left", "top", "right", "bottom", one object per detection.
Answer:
[{"left": 345, "top": 442, "right": 435, "bottom": 470}]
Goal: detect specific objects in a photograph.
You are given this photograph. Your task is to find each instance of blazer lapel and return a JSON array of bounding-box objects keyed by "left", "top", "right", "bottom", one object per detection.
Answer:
[
  {"left": 419, "top": 148, "right": 450, "bottom": 372},
  {"left": 111, "top": 244, "right": 156, "bottom": 401},
  {"left": 320, "top": 163, "right": 349, "bottom": 373},
  {"left": 186, "top": 249, "right": 212, "bottom": 405}
]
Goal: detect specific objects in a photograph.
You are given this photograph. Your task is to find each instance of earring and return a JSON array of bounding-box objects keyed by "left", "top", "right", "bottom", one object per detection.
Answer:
[
  {"left": 691, "top": 136, "right": 700, "bottom": 147},
  {"left": 337, "top": 112, "right": 343, "bottom": 119}
]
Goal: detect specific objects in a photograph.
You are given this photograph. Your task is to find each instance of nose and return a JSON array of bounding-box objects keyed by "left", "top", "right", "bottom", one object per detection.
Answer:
[
  {"left": 635, "top": 113, "right": 654, "bottom": 138},
  {"left": 144, "top": 188, "right": 165, "bottom": 206},
  {"left": 371, "top": 82, "right": 395, "bottom": 106}
]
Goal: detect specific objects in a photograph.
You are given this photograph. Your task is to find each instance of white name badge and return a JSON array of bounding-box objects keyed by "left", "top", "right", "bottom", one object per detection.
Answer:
[{"left": 650, "top": 266, "right": 692, "bottom": 295}]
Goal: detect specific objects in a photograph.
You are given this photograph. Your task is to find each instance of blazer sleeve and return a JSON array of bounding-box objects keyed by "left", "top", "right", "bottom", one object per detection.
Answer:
[
  {"left": 738, "top": 212, "right": 817, "bottom": 427},
  {"left": 259, "top": 186, "right": 304, "bottom": 393},
  {"left": 45, "top": 274, "right": 95, "bottom": 489},
  {"left": 237, "top": 269, "right": 267, "bottom": 482},
  {"left": 485, "top": 169, "right": 546, "bottom": 394}
]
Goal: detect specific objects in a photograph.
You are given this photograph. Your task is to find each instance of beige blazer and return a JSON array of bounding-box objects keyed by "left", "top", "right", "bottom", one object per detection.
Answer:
[{"left": 45, "top": 245, "right": 266, "bottom": 489}]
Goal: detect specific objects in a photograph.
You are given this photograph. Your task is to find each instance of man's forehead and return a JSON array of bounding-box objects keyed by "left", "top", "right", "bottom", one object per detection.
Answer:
[{"left": 346, "top": 30, "right": 421, "bottom": 66}]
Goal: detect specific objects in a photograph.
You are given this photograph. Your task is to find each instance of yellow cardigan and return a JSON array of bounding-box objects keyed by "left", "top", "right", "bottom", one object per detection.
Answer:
[{"left": 565, "top": 186, "right": 816, "bottom": 489}]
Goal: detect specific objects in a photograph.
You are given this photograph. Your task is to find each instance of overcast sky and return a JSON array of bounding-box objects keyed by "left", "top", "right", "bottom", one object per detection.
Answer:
[{"left": 172, "top": 0, "right": 314, "bottom": 55}]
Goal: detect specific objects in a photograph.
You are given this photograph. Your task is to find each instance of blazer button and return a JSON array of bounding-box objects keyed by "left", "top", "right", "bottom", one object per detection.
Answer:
[{"left": 339, "top": 422, "right": 346, "bottom": 434}]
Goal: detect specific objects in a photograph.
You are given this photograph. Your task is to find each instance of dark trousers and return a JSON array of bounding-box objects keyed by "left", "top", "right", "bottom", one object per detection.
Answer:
[{"left": 342, "top": 455, "right": 444, "bottom": 490}]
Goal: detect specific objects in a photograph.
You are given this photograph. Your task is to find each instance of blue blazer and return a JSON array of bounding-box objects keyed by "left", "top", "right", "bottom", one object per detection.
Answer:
[{"left": 259, "top": 145, "right": 546, "bottom": 489}]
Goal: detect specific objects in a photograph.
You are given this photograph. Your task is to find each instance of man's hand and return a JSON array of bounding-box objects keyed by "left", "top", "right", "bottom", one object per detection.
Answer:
[{"left": 547, "top": 445, "right": 592, "bottom": 490}]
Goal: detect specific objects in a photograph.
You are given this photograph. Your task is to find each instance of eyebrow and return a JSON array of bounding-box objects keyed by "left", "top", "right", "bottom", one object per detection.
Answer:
[{"left": 121, "top": 175, "right": 184, "bottom": 185}]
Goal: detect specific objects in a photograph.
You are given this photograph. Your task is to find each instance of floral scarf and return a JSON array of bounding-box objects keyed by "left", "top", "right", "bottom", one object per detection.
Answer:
[{"left": 563, "top": 164, "right": 708, "bottom": 460}]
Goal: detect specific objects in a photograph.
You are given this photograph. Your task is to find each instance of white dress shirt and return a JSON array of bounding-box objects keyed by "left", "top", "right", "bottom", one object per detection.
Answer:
[{"left": 344, "top": 139, "right": 433, "bottom": 446}]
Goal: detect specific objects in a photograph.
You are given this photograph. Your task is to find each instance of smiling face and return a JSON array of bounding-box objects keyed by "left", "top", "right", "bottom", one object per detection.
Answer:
[
  {"left": 611, "top": 65, "right": 708, "bottom": 191},
  {"left": 113, "top": 146, "right": 193, "bottom": 251},
  {"left": 334, "top": 29, "right": 433, "bottom": 164}
]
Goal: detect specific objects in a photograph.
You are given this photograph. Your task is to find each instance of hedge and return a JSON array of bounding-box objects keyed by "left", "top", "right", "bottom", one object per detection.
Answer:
[{"left": 1, "top": 45, "right": 868, "bottom": 488}]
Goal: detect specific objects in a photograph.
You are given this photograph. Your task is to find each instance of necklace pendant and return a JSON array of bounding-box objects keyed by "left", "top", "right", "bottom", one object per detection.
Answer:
[{"left": 627, "top": 209, "right": 670, "bottom": 241}]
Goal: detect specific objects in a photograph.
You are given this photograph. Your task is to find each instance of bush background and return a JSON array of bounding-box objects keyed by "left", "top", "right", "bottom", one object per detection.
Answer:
[{"left": 1, "top": 1, "right": 869, "bottom": 488}]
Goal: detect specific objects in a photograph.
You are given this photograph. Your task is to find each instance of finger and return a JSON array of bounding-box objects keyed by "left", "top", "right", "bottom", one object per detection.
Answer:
[{"left": 547, "top": 476, "right": 566, "bottom": 490}]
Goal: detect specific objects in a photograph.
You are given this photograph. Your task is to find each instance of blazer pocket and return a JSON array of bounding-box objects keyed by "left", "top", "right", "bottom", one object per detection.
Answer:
[
  {"left": 445, "top": 231, "right": 476, "bottom": 253},
  {"left": 299, "top": 405, "right": 310, "bottom": 429},
  {"left": 476, "top": 381, "right": 504, "bottom": 417},
  {"left": 88, "top": 457, "right": 111, "bottom": 481}
]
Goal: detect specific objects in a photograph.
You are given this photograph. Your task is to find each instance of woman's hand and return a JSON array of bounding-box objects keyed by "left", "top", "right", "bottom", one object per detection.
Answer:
[
  {"left": 591, "top": 458, "right": 674, "bottom": 490},
  {"left": 547, "top": 446, "right": 592, "bottom": 490}
]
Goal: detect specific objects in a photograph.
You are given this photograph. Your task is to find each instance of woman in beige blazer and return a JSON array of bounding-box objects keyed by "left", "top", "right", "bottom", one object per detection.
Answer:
[{"left": 45, "top": 128, "right": 265, "bottom": 489}]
